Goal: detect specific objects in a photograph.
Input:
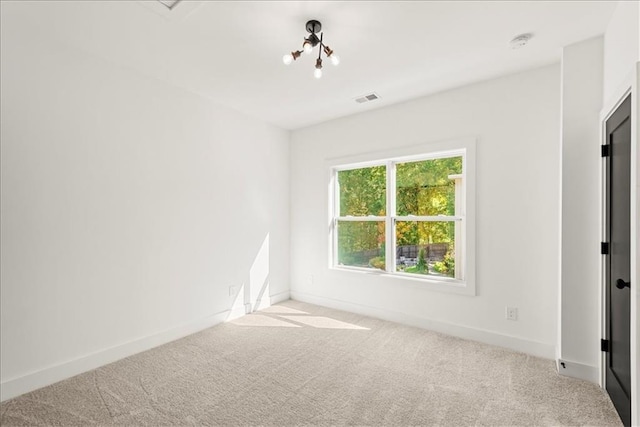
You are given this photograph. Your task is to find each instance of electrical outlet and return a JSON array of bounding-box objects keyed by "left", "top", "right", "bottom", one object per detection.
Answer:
[
  {"left": 506, "top": 306, "right": 518, "bottom": 321},
  {"left": 307, "top": 275, "right": 314, "bottom": 285},
  {"left": 229, "top": 286, "right": 238, "bottom": 297}
]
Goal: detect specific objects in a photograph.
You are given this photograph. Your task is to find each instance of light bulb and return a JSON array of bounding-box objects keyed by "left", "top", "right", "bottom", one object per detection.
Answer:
[
  {"left": 303, "top": 43, "right": 313, "bottom": 54},
  {"left": 314, "top": 68, "right": 322, "bottom": 79},
  {"left": 282, "top": 53, "right": 293, "bottom": 65},
  {"left": 330, "top": 54, "right": 340, "bottom": 66}
]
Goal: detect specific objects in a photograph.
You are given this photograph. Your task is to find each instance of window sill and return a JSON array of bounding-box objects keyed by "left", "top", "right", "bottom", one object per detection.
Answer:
[{"left": 329, "top": 266, "right": 476, "bottom": 296}]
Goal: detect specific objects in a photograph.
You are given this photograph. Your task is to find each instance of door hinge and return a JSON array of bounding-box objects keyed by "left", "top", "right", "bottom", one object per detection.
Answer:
[
  {"left": 601, "top": 242, "right": 610, "bottom": 255},
  {"left": 601, "top": 339, "right": 610, "bottom": 352},
  {"left": 601, "top": 144, "right": 610, "bottom": 157}
]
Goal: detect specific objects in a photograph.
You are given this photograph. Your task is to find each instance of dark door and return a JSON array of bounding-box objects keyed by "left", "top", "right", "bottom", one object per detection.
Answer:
[{"left": 605, "top": 94, "right": 631, "bottom": 427}]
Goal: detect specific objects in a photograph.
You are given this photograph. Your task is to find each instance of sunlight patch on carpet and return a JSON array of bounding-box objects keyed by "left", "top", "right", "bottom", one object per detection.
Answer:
[
  {"left": 232, "top": 314, "right": 300, "bottom": 328},
  {"left": 277, "top": 315, "right": 369, "bottom": 330}
]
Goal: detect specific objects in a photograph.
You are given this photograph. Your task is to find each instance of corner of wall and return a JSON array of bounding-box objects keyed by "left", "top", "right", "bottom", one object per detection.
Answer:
[{"left": 556, "top": 359, "right": 599, "bottom": 384}]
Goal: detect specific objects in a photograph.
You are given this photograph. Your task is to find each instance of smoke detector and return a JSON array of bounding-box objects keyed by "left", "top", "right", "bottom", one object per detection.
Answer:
[{"left": 510, "top": 33, "right": 533, "bottom": 49}]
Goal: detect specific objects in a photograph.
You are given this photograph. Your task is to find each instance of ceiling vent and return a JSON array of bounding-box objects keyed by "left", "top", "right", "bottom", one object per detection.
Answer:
[
  {"left": 355, "top": 93, "right": 380, "bottom": 104},
  {"left": 157, "top": 0, "right": 181, "bottom": 10}
]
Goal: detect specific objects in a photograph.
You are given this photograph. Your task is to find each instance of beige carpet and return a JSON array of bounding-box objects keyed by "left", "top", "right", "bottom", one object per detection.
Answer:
[{"left": 0, "top": 300, "right": 622, "bottom": 426}]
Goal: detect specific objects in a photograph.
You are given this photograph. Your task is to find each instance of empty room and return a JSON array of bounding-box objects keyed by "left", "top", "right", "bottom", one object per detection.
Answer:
[{"left": 0, "top": 0, "right": 638, "bottom": 426}]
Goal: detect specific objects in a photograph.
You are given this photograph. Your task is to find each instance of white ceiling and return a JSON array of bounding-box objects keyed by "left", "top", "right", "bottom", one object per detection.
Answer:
[{"left": 5, "top": 1, "right": 618, "bottom": 129}]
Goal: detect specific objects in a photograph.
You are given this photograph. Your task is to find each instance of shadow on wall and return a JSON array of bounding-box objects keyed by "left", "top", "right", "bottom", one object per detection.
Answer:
[
  {"left": 227, "top": 233, "right": 271, "bottom": 318},
  {"left": 224, "top": 234, "right": 367, "bottom": 330},
  {"left": 248, "top": 233, "right": 271, "bottom": 312}
]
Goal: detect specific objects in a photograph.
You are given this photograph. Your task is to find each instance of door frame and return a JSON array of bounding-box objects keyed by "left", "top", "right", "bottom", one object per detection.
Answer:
[{"left": 599, "top": 63, "right": 638, "bottom": 426}]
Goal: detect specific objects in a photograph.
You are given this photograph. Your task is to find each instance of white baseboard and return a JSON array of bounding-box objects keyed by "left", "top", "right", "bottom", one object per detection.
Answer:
[
  {"left": 270, "top": 290, "right": 291, "bottom": 305},
  {"left": 227, "top": 304, "right": 247, "bottom": 321},
  {"left": 556, "top": 359, "right": 599, "bottom": 384},
  {"left": 1, "top": 307, "right": 239, "bottom": 402},
  {"left": 251, "top": 291, "right": 290, "bottom": 313},
  {"left": 290, "top": 290, "right": 556, "bottom": 360}
]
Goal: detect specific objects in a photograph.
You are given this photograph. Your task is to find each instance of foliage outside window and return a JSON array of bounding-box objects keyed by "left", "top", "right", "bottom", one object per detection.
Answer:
[{"left": 332, "top": 152, "right": 466, "bottom": 283}]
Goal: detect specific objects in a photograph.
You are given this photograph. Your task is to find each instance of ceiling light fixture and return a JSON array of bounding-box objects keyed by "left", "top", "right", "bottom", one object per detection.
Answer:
[{"left": 283, "top": 20, "right": 339, "bottom": 79}]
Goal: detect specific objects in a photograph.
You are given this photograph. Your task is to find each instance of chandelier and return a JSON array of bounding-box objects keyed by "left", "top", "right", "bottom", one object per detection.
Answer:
[{"left": 283, "top": 20, "right": 340, "bottom": 79}]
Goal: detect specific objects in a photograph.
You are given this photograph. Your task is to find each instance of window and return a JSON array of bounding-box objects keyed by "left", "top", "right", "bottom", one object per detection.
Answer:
[{"left": 329, "top": 139, "right": 475, "bottom": 293}]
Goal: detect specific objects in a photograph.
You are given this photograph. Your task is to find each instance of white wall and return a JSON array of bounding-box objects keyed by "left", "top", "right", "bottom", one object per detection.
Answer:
[
  {"left": 0, "top": 9, "right": 290, "bottom": 400},
  {"left": 603, "top": 0, "right": 639, "bottom": 105},
  {"left": 290, "top": 65, "right": 561, "bottom": 359},
  {"left": 558, "top": 37, "right": 604, "bottom": 383}
]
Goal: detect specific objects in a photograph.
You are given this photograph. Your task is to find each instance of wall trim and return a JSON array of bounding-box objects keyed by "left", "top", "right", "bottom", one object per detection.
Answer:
[
  {"left": 270, "top": 290, "right": 291, "bottom": 305},
  {"left": 290, "top": 290, "right": 556, "bottom": 360},
  {"left": 556, "top": 359, "right": 599, "bottom": 384},
  {"left": 1, "top": 307, "right": 238, "bottom": 402}
]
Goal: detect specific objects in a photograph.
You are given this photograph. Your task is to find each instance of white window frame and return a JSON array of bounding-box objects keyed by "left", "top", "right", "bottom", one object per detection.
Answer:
[{"left": 327, "top": 137, "right": 476, "bottom": 296}]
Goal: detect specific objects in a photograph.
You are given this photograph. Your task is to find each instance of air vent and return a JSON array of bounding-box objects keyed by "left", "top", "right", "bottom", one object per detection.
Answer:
[
  {"left": 157, "top": 0, "right": 181, "bottom": 10},
  {"left": 355, "top": 93, "right": 380, "bottom": 104}
]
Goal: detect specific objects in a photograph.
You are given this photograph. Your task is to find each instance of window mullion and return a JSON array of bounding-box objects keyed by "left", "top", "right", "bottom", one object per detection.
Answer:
[
  {"left": 332, "top": 170, "right": 339, "bottom": 267},
  {"left": 386, "top": 160, "right": 396, "bottom": 273},
  {"left": 335, "top": 216, "right": 386, "bottom": 222},
  {"left": 394, "top": 215, "right": 461, "bottom": 222}
]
